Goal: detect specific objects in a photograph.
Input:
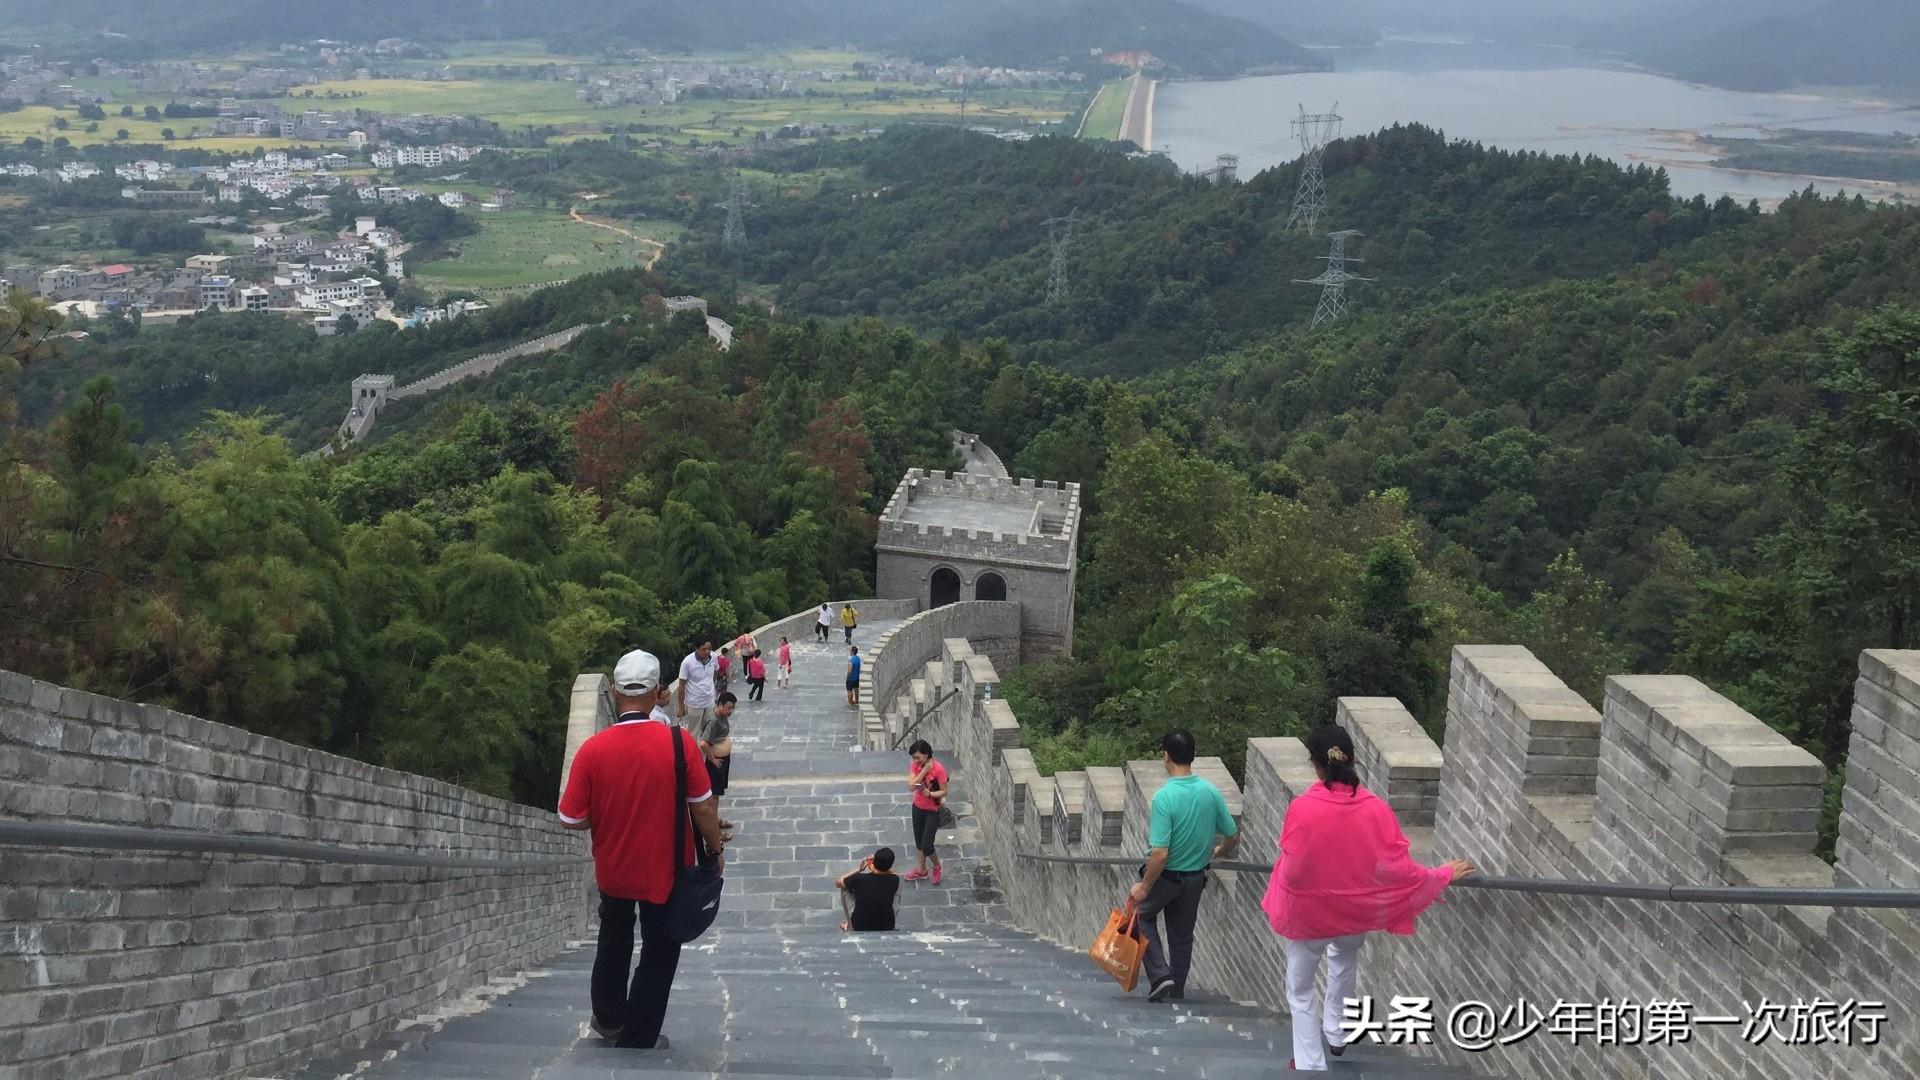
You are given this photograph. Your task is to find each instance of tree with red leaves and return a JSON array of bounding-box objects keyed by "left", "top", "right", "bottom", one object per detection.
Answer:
[
  {"left": 794, "top": 397, "right": 871, "bottom": 513},
  {"left": 572, "top": 380, "right": 647, "bottom": 510}
]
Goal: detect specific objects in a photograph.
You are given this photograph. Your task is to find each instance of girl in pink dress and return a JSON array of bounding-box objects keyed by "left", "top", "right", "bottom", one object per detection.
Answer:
[
  {"left": 776, "top": 637, "right": 792, "bottom": 689},
  {"left": 1262, "top": 724, "right": 1476, "bottom": 1071}
]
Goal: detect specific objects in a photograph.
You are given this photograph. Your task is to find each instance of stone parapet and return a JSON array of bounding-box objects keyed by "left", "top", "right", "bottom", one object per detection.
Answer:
[
  {"left": 871, "top": 613, "right": 1920, "bottom": 1079},
  {"left": 0, "top": 667, "right": 591, "bottom": 1080},
  {"left": 855, "top": 601, "right": 1018, "bottom": 750}
]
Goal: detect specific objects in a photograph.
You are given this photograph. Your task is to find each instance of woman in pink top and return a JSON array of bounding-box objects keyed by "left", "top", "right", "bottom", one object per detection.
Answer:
[
  {"left": 1262, "top": 724, "right": 1476, "bottom": 1071},
  {"left": 775, "top": 637, "right": 792, "bottom": 689}
]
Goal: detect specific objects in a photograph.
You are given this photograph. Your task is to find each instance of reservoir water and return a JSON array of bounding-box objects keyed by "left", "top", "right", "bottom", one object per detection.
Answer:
[{"left": 1155, "top": 39, "right": 1920, "bottom": 205}]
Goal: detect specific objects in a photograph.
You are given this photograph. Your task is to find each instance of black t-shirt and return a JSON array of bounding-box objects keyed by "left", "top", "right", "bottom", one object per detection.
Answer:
[{"left": 844, "top": 872, "right": 899, "bottom": 931}]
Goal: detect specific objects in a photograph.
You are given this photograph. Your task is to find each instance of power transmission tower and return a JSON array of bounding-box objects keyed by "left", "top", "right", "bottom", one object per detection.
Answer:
[
  {"left": 1285, "top": 103, "right": 1342, "bottom": 234},
  {"left": 720, "top": 173, "right": 755, "bottom": 253},
  {"left": 1044, "top": 208, "right": 1077, "bottom": 306},
  {"left": 1294, "top": 229, "right": 1372, "bottom": 328}
]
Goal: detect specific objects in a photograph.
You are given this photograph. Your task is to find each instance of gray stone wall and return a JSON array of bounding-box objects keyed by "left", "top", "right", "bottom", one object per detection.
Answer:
[
  {"left": 0, "top": 667, "right": 592, "bottom": 1080},
  {"left": 875, "top": 606, "right": 1920, "bottom": 1080},
  {"left": 857, "top": 601, "right": 1020, "bottom": 750},
  {"left": 874, "top": 555, "right": 1072, "bottom": 662}
]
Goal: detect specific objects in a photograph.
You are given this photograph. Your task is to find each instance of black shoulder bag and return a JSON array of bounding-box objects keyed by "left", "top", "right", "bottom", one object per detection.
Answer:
[{"left": 664, "top": 726, "right": 724, "bottom": 943}]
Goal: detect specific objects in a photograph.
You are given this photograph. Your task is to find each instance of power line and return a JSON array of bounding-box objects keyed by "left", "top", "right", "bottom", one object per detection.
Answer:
[
  {"left": 1286, "top": 103, "right": 1342, "bottom": 234},
  {"left": 1294, "top": 229, "right": 1373, "bottom": 328}
]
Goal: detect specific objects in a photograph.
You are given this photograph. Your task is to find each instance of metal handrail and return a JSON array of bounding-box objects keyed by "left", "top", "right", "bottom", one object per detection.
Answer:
[
  {"left": 890, "top": 688, "right": 963, "bottom": 751},
  {"left": 1013, "top": 851, "right": 1920, "bottom": 910},
  {"left": 0, "top": 820, "right": 592, "bottom": 872}
]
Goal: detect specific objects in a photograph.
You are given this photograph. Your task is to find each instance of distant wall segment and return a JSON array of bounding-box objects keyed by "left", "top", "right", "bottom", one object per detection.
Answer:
[
  {"left": 0, "top": 668, "right": 591, "bottom": 1080},
  {"left": 873, "top": 621, "right": 1920, "bottom": 1079}
]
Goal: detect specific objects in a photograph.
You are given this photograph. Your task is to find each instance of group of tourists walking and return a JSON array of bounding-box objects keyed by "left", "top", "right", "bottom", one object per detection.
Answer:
[
  {"left": 559, "top": 617, "right": 1474, "bottom": 1071},
  {"left": 1119, "top": 724, "right": 1476, "bottom": 1071}
]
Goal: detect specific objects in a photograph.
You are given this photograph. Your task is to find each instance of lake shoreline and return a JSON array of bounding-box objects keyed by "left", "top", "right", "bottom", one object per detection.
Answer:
[{"left": 1151, "top": 44, "right": 1920, "bottom": 205}]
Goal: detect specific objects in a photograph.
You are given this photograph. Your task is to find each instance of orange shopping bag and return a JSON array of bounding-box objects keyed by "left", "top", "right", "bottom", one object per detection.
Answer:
[{"left": 1088, "top": 900, "right": 1148, "bottom": 992}]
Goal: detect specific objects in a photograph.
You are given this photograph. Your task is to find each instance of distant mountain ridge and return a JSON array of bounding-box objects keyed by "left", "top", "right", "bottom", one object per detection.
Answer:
[
  {"left": 40, "top": 0, "right": 1314, "bottom": 77},
  {"left": 1606, "top": 0, "right": 1920, "bottom": 92}
]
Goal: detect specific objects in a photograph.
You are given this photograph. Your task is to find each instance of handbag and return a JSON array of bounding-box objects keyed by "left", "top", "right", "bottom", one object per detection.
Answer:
[
  {"left": 663, "top": 725, "right": 724, "bottom": 943},
  {"left": 1088, "top": 900, "right": 1148, "bottom": 992}
]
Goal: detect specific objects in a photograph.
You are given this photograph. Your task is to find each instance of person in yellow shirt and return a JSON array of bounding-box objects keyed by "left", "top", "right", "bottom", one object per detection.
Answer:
[{"left": 840, "top": 603, "right": 858, "bottom": 644}]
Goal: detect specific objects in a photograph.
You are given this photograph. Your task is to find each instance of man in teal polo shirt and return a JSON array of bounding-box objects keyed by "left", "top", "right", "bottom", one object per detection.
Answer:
[{"left": 1128, "top": 728, "right": 1239, "bottom": 1002}]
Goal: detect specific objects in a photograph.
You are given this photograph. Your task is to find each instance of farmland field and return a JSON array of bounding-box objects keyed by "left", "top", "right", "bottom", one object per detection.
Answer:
[
  {"left": 411, "top": 207, "right": 646, "bottom": 293},
  {"left": 0, "top": 105, "right": 317, "bottom": 151}
]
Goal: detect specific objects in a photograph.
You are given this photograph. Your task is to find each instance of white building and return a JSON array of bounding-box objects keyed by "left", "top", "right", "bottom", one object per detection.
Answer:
[
  {"left": 369, "top": 148, "right": 397, "bottom": 169},
  {"left": 296, "top": 281, "right": 369, "bottom": 307},
  {"left": 437, "top": 190, "right": 467, "bottom": 209},
  {"left": 395, "top": 145, "right": 443, "bottom": 168},
  {"left": 199, "top": 276, "right": 235, "bottom": 310},
  {"left": 239, "top": 286, "right": 270, "bottom": 312},
  {"left": 354, "top": 216, "right": 377, "bottom": 236},
  {"left": 346, "top": 130, "right": 369, "bottom": 150}
]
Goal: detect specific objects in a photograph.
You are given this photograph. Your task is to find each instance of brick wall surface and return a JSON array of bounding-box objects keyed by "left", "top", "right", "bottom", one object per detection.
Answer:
[
  {"left": 858, "top": 601, "right": 1020, "bottom": 750},
  {"left": 0, "top": 667, "right": 593, "bottom": 1080},
  {"left": 879, "top": 615, "right": 1920, "bottom": 1080}
]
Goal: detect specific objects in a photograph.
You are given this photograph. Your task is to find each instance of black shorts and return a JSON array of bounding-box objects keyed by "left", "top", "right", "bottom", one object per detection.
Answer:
[
  {"left": 911, "top": 805, "right": 940, "bottom": 855},
  {"left": 708, "top": 753, "right": 730, "bottom": 799}
]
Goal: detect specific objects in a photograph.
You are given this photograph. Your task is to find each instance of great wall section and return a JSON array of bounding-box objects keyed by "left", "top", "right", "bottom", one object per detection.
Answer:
[{"left": 3, "top": 432, "right": 1916, "bottom": 1079}]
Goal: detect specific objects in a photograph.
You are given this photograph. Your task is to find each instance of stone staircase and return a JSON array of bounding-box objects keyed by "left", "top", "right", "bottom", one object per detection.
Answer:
[
  {"left": 283, "top": 757, "right": 1474, "bottom": 1080},
  {"left": 279, "top": 626, "right": 1475, "bottom": 1079},
  {"left": 292, "top": 919, "right": 1476, "bottom": 1079}
]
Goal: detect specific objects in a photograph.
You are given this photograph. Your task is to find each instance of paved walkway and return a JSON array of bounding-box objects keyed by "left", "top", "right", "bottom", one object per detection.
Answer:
[{"left": 292, "top": 613, "right": 1481, "bottom": 1078}]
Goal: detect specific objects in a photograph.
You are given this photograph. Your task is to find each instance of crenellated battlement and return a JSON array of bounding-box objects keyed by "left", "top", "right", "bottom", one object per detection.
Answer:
[
  {"left": 876, "top": 468, "right": 1082, "bottom": 568},
  {"left": 874, "top": 461, "right": 1081, "bottom": 661},
  {"left": 858, "top": 595, "right": 1920, "bottom": 1079}
]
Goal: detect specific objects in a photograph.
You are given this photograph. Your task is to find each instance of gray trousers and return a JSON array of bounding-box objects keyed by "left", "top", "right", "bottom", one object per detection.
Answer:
[{"left": 1137, "top": 871, "right": 1207, "bottom": 990}]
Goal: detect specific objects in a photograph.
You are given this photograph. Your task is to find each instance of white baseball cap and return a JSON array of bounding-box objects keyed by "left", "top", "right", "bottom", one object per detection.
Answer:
[{"left": 612, "top": 649, "right": 663, "bottom": 695}]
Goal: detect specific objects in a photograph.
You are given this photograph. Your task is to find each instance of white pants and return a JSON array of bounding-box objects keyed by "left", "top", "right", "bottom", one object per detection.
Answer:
[{"left": 1283, "top": 934, "right": 1364, "bottom": 1071}]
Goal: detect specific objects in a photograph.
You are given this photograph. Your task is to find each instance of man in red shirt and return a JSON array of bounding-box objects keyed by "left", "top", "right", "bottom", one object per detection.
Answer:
[{"left": 560, "top": 649, "right": 727, "bottom": 1051}]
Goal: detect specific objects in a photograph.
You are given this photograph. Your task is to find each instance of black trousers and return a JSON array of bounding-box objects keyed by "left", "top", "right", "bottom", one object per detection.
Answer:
[
  {"left": 708, "top": 753, "right": 730, "bottom": 799},
  {"left": 911, "top": 805, "right": 940, "bottom": 856},
  {"left": 747, "top": 677, "right": 765, "bottom": 701},
  {"left": 592, "top": 892, "right": 682, "bottom": 1049},
  {"left": 1136, "top": 870, "right": 1208, "bottom": 991}
]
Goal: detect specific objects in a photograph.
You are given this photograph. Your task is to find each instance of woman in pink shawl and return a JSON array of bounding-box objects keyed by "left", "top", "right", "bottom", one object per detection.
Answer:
[{"left": 1262, "top": 724, "right": 1476, "bottom": 1071}]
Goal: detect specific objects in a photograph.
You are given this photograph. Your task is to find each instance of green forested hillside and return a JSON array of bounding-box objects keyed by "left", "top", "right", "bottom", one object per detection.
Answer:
[
  {"left": 5, "top": 131, "right": 1917, "bottom": 859},
  {"left": 970, "top": 188, "right": 1920, "bottom": 857},
  {"left": 666, "top": 126, "right": 1751, "bottom": 376},
  {"left": 1, "top": 278, "right": 970, "bottom": 806}
]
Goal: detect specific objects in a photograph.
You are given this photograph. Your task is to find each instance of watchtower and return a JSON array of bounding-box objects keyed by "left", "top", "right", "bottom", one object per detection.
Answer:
[
  {"left": 350, "top": 373, "right": 395, "bottom": 415},
  {"left": 875, "top": 469, "right": 1081, "bottom": 660}
]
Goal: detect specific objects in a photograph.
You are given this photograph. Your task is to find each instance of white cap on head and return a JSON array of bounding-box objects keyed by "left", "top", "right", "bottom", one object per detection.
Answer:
[{"left": 612, "top": 649, "right": 662, "bottom": 696}]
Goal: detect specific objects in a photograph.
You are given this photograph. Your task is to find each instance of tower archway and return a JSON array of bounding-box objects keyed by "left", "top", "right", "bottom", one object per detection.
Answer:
[{"left": 930, "top": 567, "right": 962, "bottom": 608}]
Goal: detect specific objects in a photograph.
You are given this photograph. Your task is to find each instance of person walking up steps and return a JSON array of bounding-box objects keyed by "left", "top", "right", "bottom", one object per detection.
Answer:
[
  {"left": 1264, "top": 723, "right": 1476, "bottom": 1071},
  {"left": 695, "top": 692, "right": 738, "bottom": 834},
  {"left": 816, "top": 603, "right": 833, "bottom": 643},
  {"left": 776, "top": 636, "right": 792, "bottom": 689},
  {"left": 845, "top": 645, "right": 861, "bottom": 706},
  {"left": 715, "top": 646, "right": 731, "bottom": 697},
  {"left": 745, "top": 650, "right": 767, "bottom": 702},
  {"left": 840, "top": 602, "right": 858, "bottom": 643},
  {"left": 1129, "top": 729, "right": 1239, "bottom": 1004},
  {"left": 904, "top": 740, "right": 948, "bottom": 885},
  {"left": 558, "top": 649, "right": 727, "bottom": 1052},
  {"left": 676, "top": 638, "right": 718, "bottom": 734}
]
